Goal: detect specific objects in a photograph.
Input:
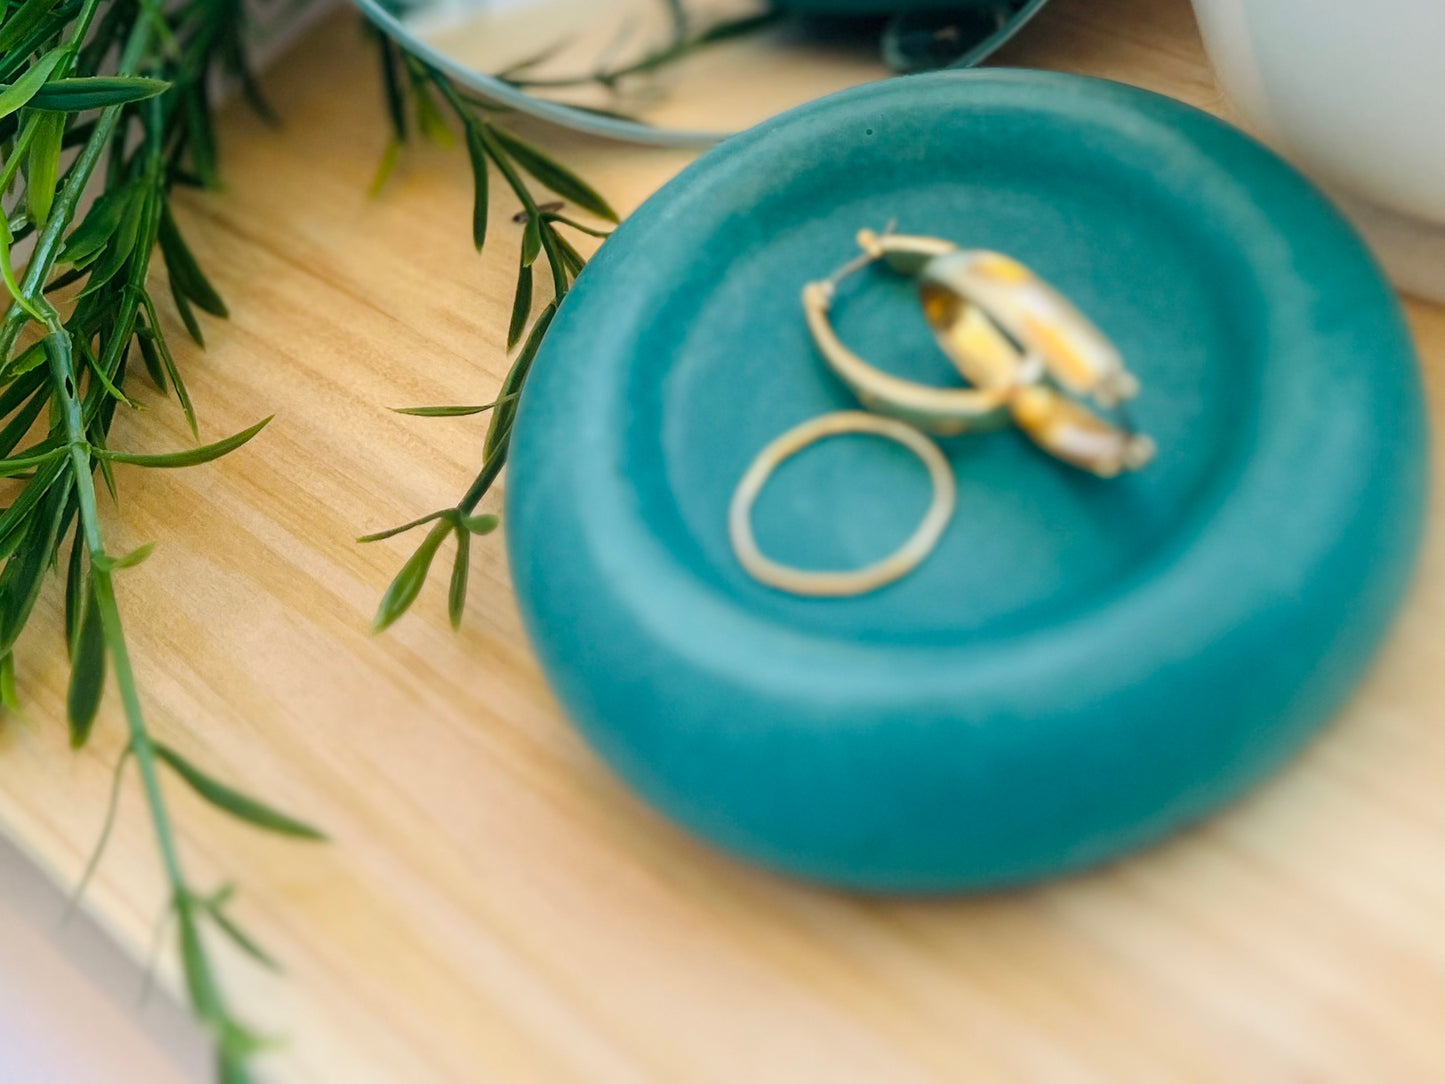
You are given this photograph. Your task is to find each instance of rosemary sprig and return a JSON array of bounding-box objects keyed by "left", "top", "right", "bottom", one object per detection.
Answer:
[
  {"left": 499, "top": 10, "right": 781, "bottom": 98},
  {"left": 1, "top": 0, "right": 322, "bottom": 1079},
  {"left": 363, "top": 36, "right": 617, "bottom": 631}
]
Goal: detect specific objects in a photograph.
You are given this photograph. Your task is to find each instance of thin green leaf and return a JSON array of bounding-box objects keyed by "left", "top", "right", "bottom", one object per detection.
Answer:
[
  {"left": 97, "top": 416, "right": 272, "bottom": 468},
  {"left": 158, "top": 205, "right": 227, "bottom": 317},
  {"left": 0, "top": 341, "right": 47, "bottom": 381},
  {"left": 0, "top": 213, "right": 47, "bottom": 322},
  {"left": 507, "top": 259, "right": 533, "bottom": 351},
  {"left": 0, "top": 456, "right": 65, "bottom": 559},
  {"left": 80, "top": 340, "right": 141, "bottom": 408},
  {"left": 0, "top": 0, "right": 62, "bottom": 56},
  {"left": 447, "top": 526, "right": 470, "bottom": 629},
  {"left": 376, "top": 35, "right": 407, "bottom": 141},
  {"left": 67, "top": 576, "right": 106, "bottom": 748},
  {"left": 368, "top": 137, "right": 401, "bottom": 197},
  {"left": 0, "top": 48, "right": 66, "bottom": 120},
  {"left": 485, "top": 300, "right": 555, "bottom": 460},
  {"left": 372, "top": 519, "right": 450, "bottom": 632},
  {"left": 218, "top": 1045, "right": 254, "bottom": 1084},
  {"left": 0, "top": 367, "right": 48, "bottom": 424},
  {"left": 139, "top": 291, "right": 197, "bottom": 434},
  {"left": 461, "top": 513, "right": 499, "bottom": 535},
  {"left": 93, "top": 541, "right": 154, "bottom": 571},
  {"left": 97, "top": 451, "right": 118, "bottom": 506},
  {"left": 0, "top": 396, "right": 48, "bottom": 465},
  {"left": 0, "top": 111, "right": 33, "bottom": 192},
  {"left": 520, "top": 214, "right": 541, "bottom": 268},
  {"left": 488, "top": 126, "right": 618, "bottom": 222},
  {"left": 67, "top": 746, "right": 132, "bottom": 912},
  {"left": 553, "top": 231, "right": 586, "bottom": 279},
  {"left": 169, "top": 274, "right": 205, "bottom": 346},
  {"left": 23, "top": 108, "right": 64, "bottom": 225},
  {"left": 29, "top": 76, "right": 169, "bottom": 112},
  {"left": 183, "top": 83, "right": 219, "bottom": 187},
  {"left": 203, "top": 895, "right": 280, "bottom": 973},
  {"left": 154, "top": 742, "right": 327, "bottom": 840},
  {"left": 209, "top": 884, "right": 237, "bottom": 908},
  {"left": 494, "top": 37, "right": 573, "bottom": 80},
  {"left": 412, "top": 80, "right": 453, "bottom": 147},
  {"left": 222, "top": 33, "right": 277, "bottom": 126},
  {"left": 357, "top": 509, "right": 450, "bottom": 544},
  {"left": 390, "top": 402, "right": 499, "bottom": 418},
  {"left": 0, "top": 652, "right": 17, "bottom": 712},
  {"left": 0, "top": 470, "right": 71, "bottom": 654},
  {"left": 218, "top": 1019, "right": 274, "bottom": 1077},
  {"left": 135, "top": 324, "right": 169, "bottom": 392},
  {"left": 464, "top": 124, "right": 489, "bottom": 250},
  {"left": 78, "top": 183, "right": 144, "bottom": 295},
  {"left": 58, "top": 183, "right": 133, "bottom": 266},
  {"left": 177, "top": 902, "right": 224, "bottom": 1024},
  {"left": 64, "top": 521, "right": 83, "bottom": 648},
  {"left": 546, "top": 213, "right": 612, "bottom": 239}
]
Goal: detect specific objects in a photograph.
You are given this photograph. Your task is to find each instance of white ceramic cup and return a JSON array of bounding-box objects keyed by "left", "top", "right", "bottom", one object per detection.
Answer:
[{"left": 1191, "top": 0, "right": 1445, "bottom": 226}]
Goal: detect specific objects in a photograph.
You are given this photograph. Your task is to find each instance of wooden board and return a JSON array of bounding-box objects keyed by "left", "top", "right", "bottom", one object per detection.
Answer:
[{"left": 3, "top": 0, "right": 1444, "bottom": 1079}]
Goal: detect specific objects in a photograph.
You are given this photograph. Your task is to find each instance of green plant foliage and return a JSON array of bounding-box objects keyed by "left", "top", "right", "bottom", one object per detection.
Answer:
[
  {"left": 0, "top": 2, "right": 322, "bottom": 1079},
  {"left": 362, "top": 39, "right": 617, "bottom": 631}
]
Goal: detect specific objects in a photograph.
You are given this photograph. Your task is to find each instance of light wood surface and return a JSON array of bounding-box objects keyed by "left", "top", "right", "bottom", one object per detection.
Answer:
[{"left": 3, "top": 0, "right": 1445, "bottom": 1080}]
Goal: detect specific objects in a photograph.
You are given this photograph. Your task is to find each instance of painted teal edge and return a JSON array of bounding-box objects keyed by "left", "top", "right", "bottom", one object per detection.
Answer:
[{"left": 505, "top": 70, "right": 1429, "bottom": 892}]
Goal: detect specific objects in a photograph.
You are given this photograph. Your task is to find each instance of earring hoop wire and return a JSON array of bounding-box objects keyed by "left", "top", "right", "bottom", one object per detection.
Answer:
[
  {"left": 729, "top": 412, "right": 956, "bottom": 598},
  {"left": 802, "top": 237, "right": 1030, "bottom": 435}
]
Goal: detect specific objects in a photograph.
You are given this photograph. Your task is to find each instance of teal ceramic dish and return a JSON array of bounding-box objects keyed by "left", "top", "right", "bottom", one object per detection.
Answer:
[{"left": 506, "top": 70, "right": 1427, "bottom": 892}]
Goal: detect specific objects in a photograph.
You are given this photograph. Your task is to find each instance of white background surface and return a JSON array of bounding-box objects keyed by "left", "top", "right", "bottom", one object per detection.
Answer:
[{"left": 0, "top": 832, "right": 209, "bottom": 1083}]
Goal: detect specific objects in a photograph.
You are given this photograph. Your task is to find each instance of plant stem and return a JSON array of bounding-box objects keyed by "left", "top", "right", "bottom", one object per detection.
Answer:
[
  {"left": 9, "top": 0, "right": 241, "bottom": 1047},
  {"left": 1, "top": 0, "right": 140, "bottom": 353},
  {"left": 432, "top": 75, "right": 569, "bottom": 298},
  {"left": 48, "top": 328, "right": 188, "bottom": 885},
  {"left": 457, "top": 439, "right": 507, "bottom": 515}
]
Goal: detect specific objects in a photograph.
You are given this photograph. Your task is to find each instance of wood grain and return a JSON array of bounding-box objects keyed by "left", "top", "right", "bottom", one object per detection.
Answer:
[{"left": 3, "top": 0, "right": 1443, "bottom": 1079}]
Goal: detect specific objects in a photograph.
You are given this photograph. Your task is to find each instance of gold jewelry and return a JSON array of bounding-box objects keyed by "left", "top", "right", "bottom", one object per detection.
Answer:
[
  {"left": 730, "top": 232, "right": 1158, "bottom": 599},
  {"left": 728, "top": 412, "right": 956, "bottom": 597},
  {"left": 1009, "top": 385, "right": 1157, "bottom": 479},
  {"left": 801, "top": 240, "right": 1032, "bottom": 436},
  {"left": 848, "top": 229, "right": 1156, "bottom": 477},
  {"left": 855, "top": 229, "right": 1141, "bottom": 409}
]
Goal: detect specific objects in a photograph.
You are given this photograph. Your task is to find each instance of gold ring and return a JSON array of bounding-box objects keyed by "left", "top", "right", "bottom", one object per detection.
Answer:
[{"left": 729, "top": 411, "right": 956, "bottom": 597}]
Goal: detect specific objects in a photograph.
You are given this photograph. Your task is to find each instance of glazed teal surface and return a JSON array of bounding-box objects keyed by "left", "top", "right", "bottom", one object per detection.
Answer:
[{"left": 505, "top": 70, "right": 1428, "bottom": 892}]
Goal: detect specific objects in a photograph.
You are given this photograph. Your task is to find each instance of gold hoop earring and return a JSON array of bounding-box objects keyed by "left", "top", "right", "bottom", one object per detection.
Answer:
[
  {"left": 850, "top": 230, "right": 1155, "bottom": 476},
  {"left": 801, "top": 237, "right": 1036, "bottom": 436},
  {"left": 1009, "top": 385, "right": 1157, "bottom": 479},
  {"left": 855, "top": 229, "right": 1141, "bottom": 410},
  {"left": 729, "top": 412, "right": 956, "bottom": 597}
]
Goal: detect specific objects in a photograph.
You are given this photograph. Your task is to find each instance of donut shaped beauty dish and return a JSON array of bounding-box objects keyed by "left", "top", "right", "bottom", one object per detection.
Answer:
[{"left": 506, "top": 71, "right": 1427, "bottom": 891}]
